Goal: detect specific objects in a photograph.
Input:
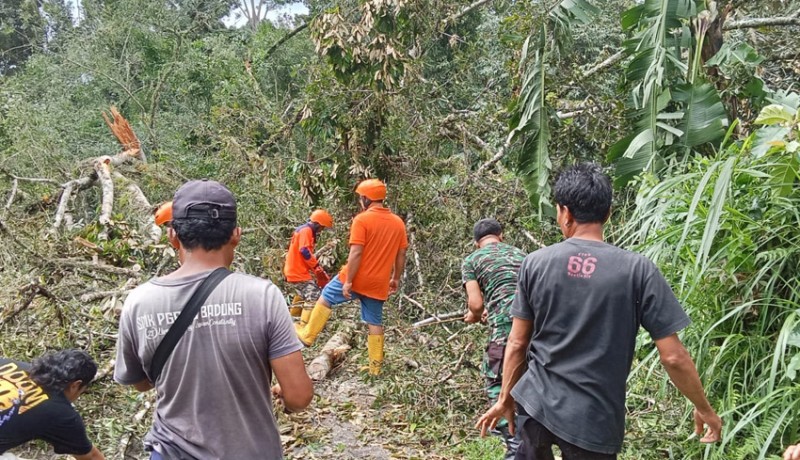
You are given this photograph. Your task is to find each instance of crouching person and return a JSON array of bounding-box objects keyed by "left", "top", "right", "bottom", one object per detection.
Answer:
[
  {"left": 114, "top": 180, "right": 313, "bottom": 460},
  {"left": 0, "top": 349, "right": 104, "bottom": 460}
]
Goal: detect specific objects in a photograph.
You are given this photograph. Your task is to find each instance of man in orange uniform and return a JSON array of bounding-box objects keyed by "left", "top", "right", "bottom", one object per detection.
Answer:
[
  {"left": 283, "top": 210, "right": 334, "bottom": 327},
  {"left": 296, "top": 179, "right": 407, "bottom": 375}
]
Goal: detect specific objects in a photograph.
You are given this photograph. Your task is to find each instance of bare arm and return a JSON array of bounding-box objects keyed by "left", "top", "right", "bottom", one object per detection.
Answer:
[
  {"left": 475, "top": 317, "right": 533, "bottom": 436},
  {"left": 132, "top": 379, "right": 154, "bottom": 392},
  {"left": 655, "top": 333, "right": 722, "bottom": 442},
  {"left": 464, "top": 280, "right": 484, "bottom": 318},
  {"left": 73, "top": 446, "right": 105, "bottom": 460},
  {"left": 344, "top": 244, "right": 364, "bottom": 284},
  {"left": 342, "top": 244, "right": 364, "bottom": 299},
  {"left": 389, "top": 248, "right": 407, "bottom": 294},
  {"left": 271, "top": 350, "right": 313, "bottom": 412}
]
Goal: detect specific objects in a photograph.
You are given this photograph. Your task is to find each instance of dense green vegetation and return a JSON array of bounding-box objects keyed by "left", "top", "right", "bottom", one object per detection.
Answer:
[{"left": 1, "top": 0, "right": 799, "bottom": 458}]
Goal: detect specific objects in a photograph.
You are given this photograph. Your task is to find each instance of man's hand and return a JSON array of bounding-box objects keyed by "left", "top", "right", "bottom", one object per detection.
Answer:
[
  {"left": 693, "top": 408, "right": 722, "bottom": 443},
  {"left": 475, "top": 398, "right": 516, "bottom": 437},
  {"left": 481, "top": 310, "right": 488, "bottom": 324},
  {"left": 342, "top": 281, "right": 353, "bottom": 299},
  {"left": 314, "top": 266, "right": 330, "bottom": 288},
  {"left": 464, "top": 310, "right": 480, "bottom": 323},
  {"left": 389, "top": 278, "right": 400, "bottom": 295},
  {"left": 785, "top": 443, "right": 800, "bottom": 460}
]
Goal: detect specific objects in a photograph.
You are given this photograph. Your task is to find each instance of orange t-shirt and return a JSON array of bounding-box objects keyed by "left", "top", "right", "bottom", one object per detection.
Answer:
[
  {"left": 283, "top": 224, "right": 319, "bottom": 282},
  {"left": 339, "top": 207, "right": 408, "bottom": 300}
]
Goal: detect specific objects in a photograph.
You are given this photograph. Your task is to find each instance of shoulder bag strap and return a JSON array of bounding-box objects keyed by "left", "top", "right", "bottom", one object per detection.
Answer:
[{"left": 148, "top": 267, "right": 232, "bottom": 382}]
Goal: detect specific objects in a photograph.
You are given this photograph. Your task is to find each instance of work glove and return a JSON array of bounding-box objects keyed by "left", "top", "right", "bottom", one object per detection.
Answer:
[{"left": 314, "top": 265, "right": 330, "bottom": 288}]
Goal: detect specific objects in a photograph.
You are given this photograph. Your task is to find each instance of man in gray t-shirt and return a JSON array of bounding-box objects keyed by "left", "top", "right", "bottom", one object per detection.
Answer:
[
  {"left": 114, "top": 180, "right": 312, "bottom": 460},
  {"left": 476, "top": 164, "right": 722, "bottom": 459}
]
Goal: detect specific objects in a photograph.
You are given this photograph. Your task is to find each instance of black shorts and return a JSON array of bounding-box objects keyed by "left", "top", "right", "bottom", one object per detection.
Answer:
[{"left": 514, "top": 404, "right": 617, "bottom": 460}]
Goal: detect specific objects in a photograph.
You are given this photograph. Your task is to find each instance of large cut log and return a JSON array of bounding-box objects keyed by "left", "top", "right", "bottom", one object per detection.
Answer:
[{"left": 306, "top": 325, "right": 354, "bottom": 381}]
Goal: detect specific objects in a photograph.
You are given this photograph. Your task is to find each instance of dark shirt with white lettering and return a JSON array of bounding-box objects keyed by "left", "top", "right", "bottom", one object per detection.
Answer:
[
  {"left": 510, "top": 238, "right": 691, "bottom": 454},
  {"left": 0, "top": 359, "right": 93, "bottom": 455}
]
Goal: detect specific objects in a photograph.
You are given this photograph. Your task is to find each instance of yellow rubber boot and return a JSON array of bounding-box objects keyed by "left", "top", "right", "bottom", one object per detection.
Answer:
[
  {"left": 295, "top": 303, "right": 332, "bottom": 346},
  {"left": 367, "top": 333, "right": 385, "bottom": 376},
  {"left": 298, "top": 307, "right": 313, "bottom": 328},
  {"left": 289, "top": 295, "right": 302, "bottom": 317}
]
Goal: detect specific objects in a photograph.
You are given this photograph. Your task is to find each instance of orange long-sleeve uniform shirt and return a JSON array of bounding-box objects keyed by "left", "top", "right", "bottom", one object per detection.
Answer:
[
  {"left": 283, "top": 224, "right": 320, "bottom": 282},
  {"left": 338, "top": 207, "right": 408, "bottom": 300}
]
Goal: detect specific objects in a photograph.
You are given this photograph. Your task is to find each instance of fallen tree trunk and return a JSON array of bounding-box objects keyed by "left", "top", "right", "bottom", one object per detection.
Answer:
[{"left": 306, "top": 325, "right": 354, "bottom": 381}]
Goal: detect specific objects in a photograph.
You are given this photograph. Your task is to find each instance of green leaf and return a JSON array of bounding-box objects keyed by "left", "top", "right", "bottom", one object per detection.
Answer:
[
  {"left": 755, "top": 104, "right": 795, "bottom": 126},
  {"left": 513, "top": 47, "right": 554, "bottom": 217},
  {"left": 622, "top": 128, "right": 655, "bottom": 159},
  {"left": 621, "top": 4, "right": 645, "bottom": 30},
  {"left": 752, "top": 126, "right": 790, "bottom": 157},
  {"left": 697, "top": 156, "right": 735, "bottom": 270},
  {"left": 769, "top": 154, "right": 799, "bottom": 198},
  {"left": 673, "top": 82, "right": 728, "bottom": 147},
  {"left": 557, "top": 0, "right": 599, "bottom": 24}
]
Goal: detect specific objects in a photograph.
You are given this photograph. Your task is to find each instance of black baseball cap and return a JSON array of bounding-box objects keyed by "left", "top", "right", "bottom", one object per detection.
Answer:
[{"left": 172, "top": 180, "right": 237, "bottom": 221}]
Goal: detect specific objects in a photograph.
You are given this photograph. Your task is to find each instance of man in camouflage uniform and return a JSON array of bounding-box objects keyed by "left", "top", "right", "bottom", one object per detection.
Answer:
[{"left": 462, "top": 218, "right": 525, "bottom": 459}]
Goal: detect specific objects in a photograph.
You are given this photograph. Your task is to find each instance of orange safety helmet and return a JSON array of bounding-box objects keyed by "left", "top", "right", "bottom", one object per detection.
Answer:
[
  {"left": 154, "top": 201, "right": 173, "bottom": 226},
  {"left": 310, "top": 209, "right": 333, "bottom": 228},
  {"left": 355, "top": 179, "right": 387, "bottom": 201}
]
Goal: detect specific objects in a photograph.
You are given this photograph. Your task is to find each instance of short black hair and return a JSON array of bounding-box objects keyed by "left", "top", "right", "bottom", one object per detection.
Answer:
[
  {"left": 473, "top": 218, "right": 503, "bottom": 242},
  {"left": 171, "top": 216, "right": 237, "bottom": 251},
  {"left": 29, "top": 349, "right": 97, "bottom": 393},
  {"left": 554, "top": 163, "right": 612, "bottom": 224}
]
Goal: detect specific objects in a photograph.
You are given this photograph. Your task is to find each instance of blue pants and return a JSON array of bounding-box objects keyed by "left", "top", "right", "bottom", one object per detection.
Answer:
[{"left": 321, "top": 276, "right": 385, "bottom": 325}]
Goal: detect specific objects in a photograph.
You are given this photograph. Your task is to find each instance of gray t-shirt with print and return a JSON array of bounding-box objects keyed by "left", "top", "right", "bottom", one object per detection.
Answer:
[
  {"left": 114, "top": 270, "right": 302, "bottom": 460},
  {"left": 510, "top": 238, "right": 691, "bottom": 454}
]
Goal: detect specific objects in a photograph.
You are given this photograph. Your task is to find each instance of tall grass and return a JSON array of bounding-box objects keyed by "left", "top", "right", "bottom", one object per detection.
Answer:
[{"left": 620, "top": 100, "right": 800, "bottom": 459}]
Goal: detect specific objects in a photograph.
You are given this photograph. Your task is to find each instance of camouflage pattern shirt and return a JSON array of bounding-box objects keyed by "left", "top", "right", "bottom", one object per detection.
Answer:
[{"left": 461, "top": 241, "right": 526, "bottom": 347}]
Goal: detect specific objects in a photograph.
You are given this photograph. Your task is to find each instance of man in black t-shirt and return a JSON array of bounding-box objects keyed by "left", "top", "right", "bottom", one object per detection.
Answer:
[
  {"left": 476, "top": 163, "right": 722, "bottom": 459},
  {"left": 0, "top": 349, "right": 104, "bottom": 460}
]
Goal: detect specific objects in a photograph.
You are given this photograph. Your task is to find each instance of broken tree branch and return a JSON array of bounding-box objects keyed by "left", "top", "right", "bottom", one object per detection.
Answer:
[
  {"left": 95, "top": 157, "right": 114, "bottom": 225},
  {"left": 442, "top": 0, "right": 494, "bottom": 26},
  {"left": 444, "top": 123, "right": 512, "bottom": 178},
  {"left": 582, "top": 50, "right": 626, "bottom": 79},
  {"left": 5, "top": 178, "right": 17, "bottom": 210},
  {"left": 521, "top": 229, "right": 546, "bottom": 249},
  {"left": 406, "top": 213, "right": 425, "bottom": 289},
  {"left": 314, "top": 239, "right": 338, "bottom": 259},
  {"left": 0, "top": 283, "right": 55, "bottom": 326},
  {"left": 53, "top": 258, "right": 142, "bottom": 276},
  {"left": 412, "top": 310, "right": 464, "bottom": 328},
  {"left": 473, "top": 137, "right": 512, "bottom": 177},
  {"left": 102, "top": 107, "right": 143, "bottom": 159},
  {"left": 93, "top": 359, "right": 116, "bottom": 382},
  {"left": 264, "top": 22, "right": 310, "bottom": 61},
  {"left": 438, "top": 342, "right": 473, "bottom": 383},
  {"left": 306, "top": 325, "right": 354, "bottom": 381},
  {"left": 724, "top": 15, "right": 800, "bottom": 30},
  {"left": 80, "top": 286, "right": 136, "bottom": 303},
  {"left": 403, "top": 294, "right": 453, "bottom": 333},
  {"left": 0, "top": 168, "right": 60, "bottom": 185}
]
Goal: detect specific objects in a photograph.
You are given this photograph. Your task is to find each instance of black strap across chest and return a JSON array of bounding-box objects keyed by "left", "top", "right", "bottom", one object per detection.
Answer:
[{"left": 148, "top": 267, "right": 232, "bottom": 382}]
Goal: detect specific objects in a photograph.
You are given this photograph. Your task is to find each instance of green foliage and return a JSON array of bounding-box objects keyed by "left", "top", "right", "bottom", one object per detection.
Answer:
[
  {"left": 621, "top": 97, "right": 800, "bottom": 459},
  {"left": 508, "top": 0, "right": 598, "bottom": 216},
  {"left": 609, "top": 0, "right": 734, "bottom": 186}
]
